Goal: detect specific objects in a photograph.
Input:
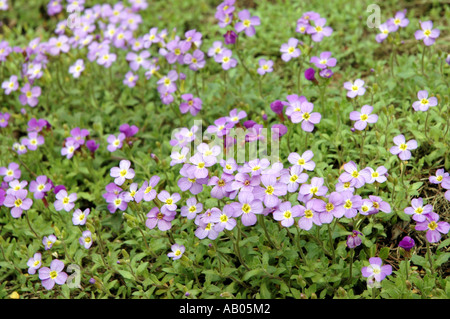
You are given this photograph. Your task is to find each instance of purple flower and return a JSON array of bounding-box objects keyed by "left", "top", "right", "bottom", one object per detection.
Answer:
[
  {"left": 167, "top": 244, "right": 185, "bottom": 260},
  {"left": 157, "top": 191, "right": 181, "bottom": 212},
  {"left": 211, "top": 204, "right": 236, "bottom": 232},
  {"left": 19, "top": 83, "right": 41, "bottom": 107},
  {"left": 306, "top": 18, "right": 333, "bottom": 42},
  {"left": 387, "top": 10, "right": 409, "bottom": 31},
  {"left": 398, "top": 236, "right": 415, "bottom": 251},
  {"left": 344, "top": 79, "right": 366, "bottom": 98},
  {"left": 0, "top": 112, "right": 10, "bottom": 128},
  {"left": 298, "top": 177, "right": 328, "bottom": 202},
  {"left": 181, "top": 197, "right": 203, "bottom": 220},
  {"left": 0, "top": 162, "right": 21, "bottom": 182},
  {"left": 414, "top": 20, "right": 440, "bottom": 46},
  {"left": 316, "top": 191, "right": 345, "bottom": 218},
  {"left": 347, "top": 230, "right": 363, "bottom": 248},
  {"left": 415, "top": 212, "right": 450, "bottom": 243},
  {"left": 27, "top": 252, "right": 42, "bottom": 275},
  {"left": 79, "top": 230, "right": 93, "bottom": 249},
  {"left": 157, "top": 70, "right": 178, "bottom": 94},
  {"left": 105, "top": 192, "right": 128, "bottom": 213},
  {"left": 123, "top": 71, "right": 138, "bottom": 88},
  {"left": 110, "top": 160, "right": 135, "bottom": 186},
  {"left": 72, "top": 208, "right": 90, "bottom": 226},
  {"left": 135, "top": 175, "right": 160, "bottom": 203},
  {"left": 235, "top": 10, "right": 260, "bottom": 37},
  {"left": 188, "top": 153, "right": 214, "bottom": 179},
  {"left": 280, "top": 38, "right": 301, "bottom": 62},
  {"left": 69, "top": 59, "right": 85, "bottom": 78},
  {"left": 39, "top": 259, "right": 68, "bottom": 290},
  {"left": 2, "top": 75, "right": 19, "bottom": 95},
  {"left": 146, "top": 207, "right": 175, "bottom": 231},
  {"left": 404, "top": 197, "right": 433, "bottom": 222},
  {"left": 126, "top": 50, "right": 151, "bottom": 71},
  {"left": 259, "top": 174, "right": 287, "bottom": 208},
  {"left": 223, "top": 30, "right": 237, "bottom": 45},
  {"left": 69, "top": 127, "right": 90, "bottom": 146},
  {"left": 22, "top": 132, "right": 44, "bottom": 151},
  {"left": 304, "top": 68, "right": 316, "bottom": 82},
  {"left": 360, "top": 166, "right": 388, "bottom": 184},
  {"left": 43, "top": 235, "right": 57, "bottom": 250},
  {"left": 54, "top": 190, "right": 77, "bottom": 212},
  {"left": 183, "top": 49, "right": 206, "bottom": 71},
  {"left": 297, "top": 199, "right": 322, "bottom": 230},
  {"left": 178, "top": 164, "right": 208, "bottom": 195},
  {"left": 29, "top": 175, "right": 52, "bottom": 199},
  {"left": 119, "top": 123, "right": 139, "bottom": 138},
  {"left": 286, "top": 97, "right": 321, "bottom": 131},
  {"left": 257, "top": 59, "right": 274, "bottom": 75},
  {"left": 375, "top": 23, "right": 395, "bottom": 43},
  {"left": 48, "top": 35, "right": 70, "bottom": 55},
  {"left": 367, "top": 195, "right": 391, "bottom": 215},
  {"left": 180, "top": 94, "right": 202, "bottom": 116},
  {"left": 361, "top": 257, "right": 392, "bottom": 282},
  {"left": 4, "top": 189, "right": 33, "bottom": 218},
  {"left": 349, "top": 105, "right": 378, "bottom": 131},
  {"left": 208, "top": 174, "right": 234, "bottom": 199},
  {"left": 310, "top": 51, "right": 336, "bottom": 69},
  {"left": 429, "top": 169, "right": 448, "bottom": 184},
  {"left": 390, "top": 134, "right": 417, "bottom": 161},
  {"left": 287, "top": 150, "right": 315, "bottom": 171},
  {"left": 194, "top": 219, "right": 220, "bottom": 240},
  {"left": 97, "top": 50, "right": 117, "bottom": 68},
  {"left": 341, "top": 190, "right": 362, "bottom": 218},
  {"left": 215, "top": 48, "right": 237, "bottom": 70},
  {"left": 412, "top": 90, "right": 438, "bottom": 112},
  {"left": 86, "top": 139, "right": 99, "bottom": 153},
  {"left": 61, "top": 139, "right": 79, "bottom": 159},
  {"left": 107, "top": 133, "right": 126, "bottom": 152},
  {"left": 319, "top": 68, "right": 333, "bottom": 78},
  {"left": 273, "top": 201, "right": 301, "bottom": 227},
  {"left": 339, "top": 161, "right": 366, "bottom": 189},
  {"left": 231, "top": 191, "right": 263, "bottom": 226}
]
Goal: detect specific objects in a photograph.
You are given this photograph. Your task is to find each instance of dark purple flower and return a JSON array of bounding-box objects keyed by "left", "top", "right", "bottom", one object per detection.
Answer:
[
  {"left": 224, "top": 30, "right": 237, "bottom": 45},
  {"left": 86, "top": 139, "right": 99, "bottom": 153},
  {"left": 347, "top": 230, "right": 363, "bottom": 248},
  {"left": 304, "top": 68, "right": 316, "bottom": 81},
  {"left": 119, "top": 124, "right": 139, "bottom": 138},
  {"left": 398, "top": 236, "right": 415, "bottom": 251}
]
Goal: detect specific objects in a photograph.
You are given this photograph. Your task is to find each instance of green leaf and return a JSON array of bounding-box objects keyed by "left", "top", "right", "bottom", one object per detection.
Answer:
[{"left": 411, "top": 255, "right": 427, "bottom": 267}]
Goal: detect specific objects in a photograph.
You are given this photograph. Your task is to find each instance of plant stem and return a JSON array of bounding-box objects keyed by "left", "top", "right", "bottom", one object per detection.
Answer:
[
  {"left": 258, "top": 215, "right": 278, "bottom": 249},
  {"left": 297, "top": 59, "right": 302, "bottom": 93},
  {"left": 327, "top": 223, "right": 336, "bottom": 262},
  {"left": 421, "top": 45, "right": 427, "bottom": 77},
  {"left": 25, "top": 212, "right": 39, "bottom": 239},
  {"left": 426, "top": 240, "right": 434, "bottom": 275}
]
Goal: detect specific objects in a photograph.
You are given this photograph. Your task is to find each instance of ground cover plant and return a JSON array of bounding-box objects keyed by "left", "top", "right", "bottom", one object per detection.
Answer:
[{"left": 0, "top": 0, "right": 449, "bottom": 300}]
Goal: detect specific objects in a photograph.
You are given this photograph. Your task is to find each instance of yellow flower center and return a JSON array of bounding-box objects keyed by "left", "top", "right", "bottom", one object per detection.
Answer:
[
  {"left": 420, "top": 98, "right": 429, "bottom": 105},
  {"left": 304, "top": 209, "right": 313, "bottom": 218},
  {"left": 423, "top": 29, "right": 431, "bottom": 37},
  {"left": 415, "top": 207, "right": 423, "bottom": 214},
  {"left": 197, "top": 162, "right": 205, "bottom": 169},
  {"left": 174, "top": 249, "right": 182, "bottom": 256},
  {"left": 288, "top": 47, "right": 295, "bottom": 54},
  {"left": 189, "top": 205, "right": 197, "bottom": 213},
  {"left": 265, "top": 185, "right": 274, "bottom": 195},
  {"left": 120, "top": 169, "right": 127, "bottom": 177},
  {"left": 283, "top": 210, "right": 292, "bottom": 219},
  {"left": 399, "top": 143, "right": 408, "bottom": 151},
  {"left": 428, "top": 221, "right": 438, "bottom": 230},
  {"left": 222, "top": 56, "right": 230, "bottom": 63},
  {"left": 297, "top": 158, "right": 305, "bottom": 165},
  {"left": 243, "top": 20, "right": 251, "bottom": 27},
  {"left": 220, "top": 214, "right": 228, "bottom": 223},
  {"left": 84, "top": 237, "right": 91, "bottom": 243},
  {"left": 351, "top": 85, "right": 359, "bottom": 91},
  {"left": 49, "top": 271, "right": 58, "bottom": 279},
  {"left": 33, "top": 260, "right": 40, "bottom": 267},
  {"left": 157, "top": 212, "right": 164, "bottom": 220},
  {"left": 315, "top": 26, "right": 323, "bottom": 32},
  {"left": 174, "top": 48, "right": 181, "bottom": 56},
  {"left": 326, "top": 203, "right": 334, "bottom": 212},
  {"left": 351, "top": 171, "right": 359, "bottom": 178},
  {"left": 79, "top": 214, "right": 85, "bottom": 221},
  {"left": 290, "top": 175, "right": 298, "bottom": 182},
  {"left": 310, "top": 187, "right": 318, "bottom": 195},
  {"left": 436, "top": 175, "right": 443, "bottom": 182},
  {"left": 372, "top": 172, "right": 379, "bottom": 178},
  {"left": 166, "top": 198, "right": 173, "bottom": 205},
  {"left": 360, "top": 114, "right": 368, "bottom": 121},
  {"left": 242, "top": 203, "right": 251, "bottom": 214},
  {"left": 63, "top": 197, "right": 70, "bottom": 204},
  {"left": 344, "top": 199, "right": 353, "bottom": 209},
  {"left": 302, "top": 112, "right": 311, "bottom": 120},
  {"left": 14, "top": 199, "right": 22, "bottom": 207},
  {"left": 145, "top": 186, "right": 152, "bottom": 193}
]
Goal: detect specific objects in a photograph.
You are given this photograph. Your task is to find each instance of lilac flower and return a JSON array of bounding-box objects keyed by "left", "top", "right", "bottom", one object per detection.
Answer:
[
  {"left": 429, "top": 169, "right": 448, "bottom": 185},
  {"left": 215, "top": 48, "right": 237, "bottom": 70},
  {"left": 259, "top": 174, "right": 287, "bottom": 208},
  {"left": 285, "top": 96, "right": 321, "bottom": 131},
  {"left": 414, "top": 21, "right": 440, "bottom": 46},
  {"left": 273, "top": 201, "right": 301, "bottom": 227},
  {"left": 387, "top": 10, "right": 409, "bottom": 31},
  {"left": 61, "top": 139, "right": 79, "bottom": 159},
  {"left": 110, "top": 160, "right": 135, "bottom": 186},
  {"left": 135, "top": 176, "right": 160, "bottom": 203},
  {"left": 412, "top": 90, "right": 438, "bottom": 112},
  {"left": 231, "top": 191, "right": 263, "bottom": 226},
  {"left": 180, "top": 94, "right": 202, "bottom": 116},
  {"left": 72, "top": 208, "right": 90, "bottom": 226},
  {"left": 319, "top": 68, "right": 333, "bottom": 78},
  {"left": 398, "top": 236, "right": 415, "bottom": 251},
  {"left": 349, "top": 105, "right": 378, "bottom": 131},
  {"left": 361, "top": 257, "right": 392, "bottom": 282},
  {"left": 416, "top": 212, "right": 450, "bottom": 243},
  {"left": 4, "top": 189, "right": 33, "bottom": 218},
  {"left": 188, "top": 153, "right": 215, "bottom": 179},
  {"left": 39, "top": 259, "right": 68, "bottom": 290},
  {"left": 54, "top": 190, "right": 77, "bottom": 212},
  {"left": 287, "top": 150, "right": 315, "bottom": 171},
  {"left": 341, "top": 190, "right": 362, "bottom": 218},
  {"left": 7, "top": 179, "right": 28, "bottom": 195},
  {"left": 69, "top": 127, "right": 89, "bottom": 146},
  {"left": 0, "top": 0, "right": 8, "bottom": 10},
  {"left": 178, "top": 164, "right": 208, "bottom": 195},
  {"left": 390, "top": 134, "right": 417, "bottom": 161},
  {"left": 404, "top": 197, "right": 433, "bottom": 222},
  {"left": 241, "top": 158, "right": 270, "bottom": 176},
  {"left": 367, "top": 195, "right": 391, "bottom": 215},
  {"left": 359, "top": 199, "right": 374, "bottom": 215},
  {"left": 146, "top": 207, "right": 175, "bottom": 231},
  {"left": 306, "top": 18, "right": 333, "bottom": 42},
  {"left": 280, "top": 38, "right": 301, "bottom": 62},
  {"left": 123, "top": 71, "right": 138, "bottom": 88},
  {"left": 27, "top": 252, "right": 42, "bottom": 275},
  {"left": 360, "top": 166, "right": 388, "bottom": 184},
  {"left": 208, "top": 41, "right": 224, "bottom": 57},
  {"left": 107, "top": 133, "right": 126, "bottom": 152},
  {"left": 310, "top": 51, "right": 336, "bottom": 69},
  {"left": 97, "top": 50, "right": 117, "bottom": 68},
  {"left": 257, "top": 59, "right": 274, "bottom": 75},
  {"left": 344, "top": 79, "right": 366, "bottom": 98},
  {"left": 43, "top": 235, "right": 57, "bottom": 250},
  {"left": 0, "top": 41, "right": 12, "bottom": 61},
  {"left": 316, "top": 191, "right": 345, "bottom": 219},
  {"left": 105, "top": 192, "right": 128, "bottom": 213},
  {"left": 220, "top": 158, "right": 238, "bottom": 175},
  {"left": 195, "top": 220, "right": 220, "bottom": 240},
  {"left": 339, "top": 161, "right": 366, "bottom": 189},
  {"left": 119, "top": 123, "right": 139, "bottom": 138},
  {"left": 78, "top": 230, "right": 93, "bottom": 249},
  {"left": 69, "top": 59, "right": 85, "bottom": 78},
  {"left": 0, "top": 162, "right": 21, "bottom": 182},
  {"left": 297, "top": 199, "right": 322, "bottom": 230},
  {"left": 230, "top": 172, "right": 260, "bottom": 193},
  {"left": 208, "top": 174, "right": 234, "bottom": 199},
  {"left": 23, "top": 132, "right": 44, "bottom": 151},
  {"left": 29, "top": 175, "right": 52, "bottom": 199},
  {"left": 226, "top": 109, "right": 247, "bottom": 125},
  {"left": 375, "top": 23, "right": 396, "bottom": 43},
  {"left": 280, "top": 165, "right": 308, "bottom": 193},
  {"left": 167, "top": 244, "right": 185, "bottom": 260},
  {"left": 2, "top": 75, "right": 19, "bottom": 95},
  {"left": 48, "top": 36, "right": 70, "bottom": 55},
  {"left": 126, "top": 51, "right": 151, "bottom": 71},
  {"left": 0, "top": 112, "right": 10, "bottom": 128},
  {"left": 298, "top": 177, "right": 328, "bottom": 202},
  {"left": 157, "top": 191, "right": 181, "bottom": 212},
  {"left": 19, "top": 83, "right": 41, "bottom": 107},
  {"left": 184, "top": 49, "right": 206, "bottom": 71},
  {"left": 347, "top": 230, "right": 363, "bottom": 248},
  {"left": 157, "top": 70, "right": 178, "bottom": 94},
  {"left": 235, "top": 10, "right": 260, "bottom": 37},
  {"left": 211, "top": 204, "right": 236, "bottom": 232},
  {"left": 181, "top": 197, "right": 203, "bottom": 220}
]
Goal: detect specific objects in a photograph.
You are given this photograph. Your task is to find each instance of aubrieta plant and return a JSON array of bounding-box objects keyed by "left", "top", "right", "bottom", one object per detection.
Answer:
[{"left": 0, "top": 0, "right": 449, "bottom": 300}]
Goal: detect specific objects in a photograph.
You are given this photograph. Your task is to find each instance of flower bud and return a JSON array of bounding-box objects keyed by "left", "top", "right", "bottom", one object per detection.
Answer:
[{"left": 223, "top": 30, "right": 237, "bottom": 45}]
